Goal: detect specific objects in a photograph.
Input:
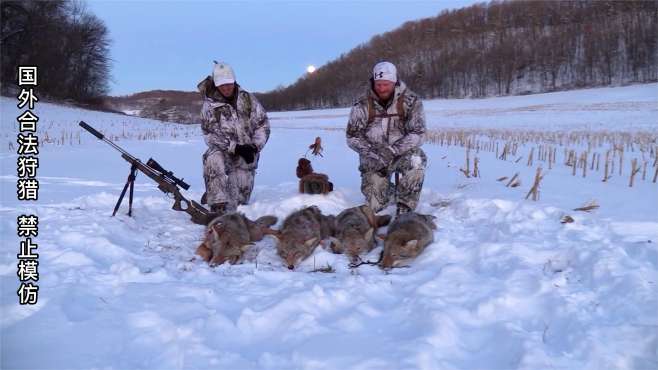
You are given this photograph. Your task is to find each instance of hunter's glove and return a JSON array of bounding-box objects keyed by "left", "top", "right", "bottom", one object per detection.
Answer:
[{"left": 235, "top": 144, "right": 258, "bottom": 164}]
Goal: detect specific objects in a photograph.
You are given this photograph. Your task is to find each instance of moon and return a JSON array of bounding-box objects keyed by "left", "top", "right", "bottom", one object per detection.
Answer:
[{"left": 306, "top": 65, "right": 316, "bottom": 74}]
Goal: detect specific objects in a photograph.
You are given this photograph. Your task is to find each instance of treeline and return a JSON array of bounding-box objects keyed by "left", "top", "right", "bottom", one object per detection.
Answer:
[
  {"left": 106, "top": 90, "right": 202, "bottom": 123},
  {"left": 256, "top": 0, "right": 657, "bottom": 111},
  {"left": 1, "top": 0, "right": 111, "bottom": 103}
]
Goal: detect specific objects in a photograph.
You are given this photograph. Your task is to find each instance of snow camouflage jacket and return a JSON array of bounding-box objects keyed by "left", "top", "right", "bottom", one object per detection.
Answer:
[
  {"left": 346, "top": 80, "right": 426, "bottom": 172},
  {"left": 197, "top": 76, "right": 270, "bottom": 170}
]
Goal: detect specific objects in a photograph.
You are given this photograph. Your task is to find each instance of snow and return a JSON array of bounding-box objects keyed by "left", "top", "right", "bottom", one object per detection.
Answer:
[
  {"left": 1, "top": 83, "right": 657, "bottom": 369},
  {"left": 269, "top": 83, "right": 658, "bottom": 131}
]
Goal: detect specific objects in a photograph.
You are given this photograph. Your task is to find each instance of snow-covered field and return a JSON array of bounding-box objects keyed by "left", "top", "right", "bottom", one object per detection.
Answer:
[
  {"left": 269, "top": 83, "right": 658, "bottom": 131},
  {"left": 1, "top": 83, "right": 657, "bottom": 369}
]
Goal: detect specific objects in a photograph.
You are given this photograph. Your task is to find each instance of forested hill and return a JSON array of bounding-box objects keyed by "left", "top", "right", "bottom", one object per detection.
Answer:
[{"left": 255, "top": 0, "right": 657, "bottom": 111}]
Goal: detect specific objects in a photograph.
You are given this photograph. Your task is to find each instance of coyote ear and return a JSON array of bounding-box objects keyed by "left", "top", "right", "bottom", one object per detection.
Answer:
[
  {"left": 255, "top": 215, "right": 278, "bottom": 228},
  {"left": 404, "top": 240, "right": 419, "bottom": 250},
  {"left": 304, "top": 237, "right": 319, "bottom": 248},
  {"left": 365, "top": 228, "right": 374, "bottom": 242}
]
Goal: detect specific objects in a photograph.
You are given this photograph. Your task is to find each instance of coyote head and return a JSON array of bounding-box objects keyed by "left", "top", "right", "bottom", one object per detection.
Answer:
[
  {"left": 210, "top": 223, "right": 250, "bottom": 265},
  {"left": 276, "top": 232, "right": 319, "bottom": 270},
  {"left": 381, "top": 233, "right": 421, "bottom": 269}
]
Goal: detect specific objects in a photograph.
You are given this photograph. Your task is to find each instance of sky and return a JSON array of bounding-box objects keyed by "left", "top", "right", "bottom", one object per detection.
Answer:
[{"left": 87, "top": 0, "right": 484, "bottom": 96}]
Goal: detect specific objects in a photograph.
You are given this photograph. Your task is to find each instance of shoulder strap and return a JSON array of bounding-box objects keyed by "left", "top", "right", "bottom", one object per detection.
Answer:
[
  {"left": 240, "top": 90, "right": 252, "bottom": 117},
  {"left": 366, "top": 92, "right": 406, "bottom": 124},
  {"left": 366, "top": 96, "right": 375, "bottom": 125},
  {"left": 396, "top": 91, "right": 406, "bottom": 122}
]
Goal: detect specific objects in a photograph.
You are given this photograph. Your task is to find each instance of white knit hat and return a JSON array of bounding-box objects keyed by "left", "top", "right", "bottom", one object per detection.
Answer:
[
  {"left": 212, "top": 61, "right": 236, "bottom": 86},
  {"left": 373, "top": 61, "right": 397, "bottom": 82}
]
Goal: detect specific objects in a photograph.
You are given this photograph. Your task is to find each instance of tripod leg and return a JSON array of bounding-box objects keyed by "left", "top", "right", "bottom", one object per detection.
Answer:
[
  {"left": 113, "top": 164, "right": 138, "bottom": 217},
  {"left": 113, "top": 173, "right": 132, "bottom": 216},
  {"left": 128, "top": 167, "right": 136, "bottom": 217}
]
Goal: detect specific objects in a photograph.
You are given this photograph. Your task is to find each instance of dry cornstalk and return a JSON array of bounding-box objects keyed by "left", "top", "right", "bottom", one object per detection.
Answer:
[
  {"left": 572, "top": 153, "right": 577, "bottom": 176},
  {"left": 629, "top": 158, "right": 640, "bottom": 187},
  {"left": 473, "top": 157, "right": 480, "bottom": 178},
  {"left": 460, "top": 149, "right": 471, "bottom": 178},
  {"left": 590, "top": 152, "right": 596, "bottom": 171},
  {"left": 499, "top": 143, "right": 509, "bottom": 160},
  {"left": 618, "top": 147, "right": 624, "bottom": 176},
  {"left": 582, "top": 152, "right": 587, "bottom": 178},
  {"left": 548, "top": 147, "right": 554, "bottom": 170},
  {"left": 603, "top": 150, "right": 611, "bottom": 182},
  {"left": 574, "top": 200, "right": 599, "bottom": 212},
  {"left": 527, "top": 147, "right": 534, "bottom": 166},
  {"left": 525, "top": 167, "right": 544, "bottom": 201}
]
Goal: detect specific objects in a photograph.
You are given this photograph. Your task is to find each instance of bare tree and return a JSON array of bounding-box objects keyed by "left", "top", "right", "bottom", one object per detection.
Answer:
[{"left": 1, "top": 0, "right": 111, "bottom": 103}]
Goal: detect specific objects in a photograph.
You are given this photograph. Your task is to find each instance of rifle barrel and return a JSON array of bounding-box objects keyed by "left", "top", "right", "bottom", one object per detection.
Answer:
[{"left": 79, "top": 121, "right": 136, "bottom": 160}]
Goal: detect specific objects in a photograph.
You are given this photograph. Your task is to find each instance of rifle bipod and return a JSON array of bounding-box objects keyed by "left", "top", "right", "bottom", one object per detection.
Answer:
[{"left": 113, "top": 163, "right": 139, "bottom": 217}]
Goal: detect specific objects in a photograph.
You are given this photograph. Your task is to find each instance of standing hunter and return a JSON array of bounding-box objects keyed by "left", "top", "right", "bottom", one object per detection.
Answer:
[
  {"left": 197, "top": 61, "right": 270, "bottom": 216},
  {"left": 346, "top": 61, "right": 427, "bottom": 215}
]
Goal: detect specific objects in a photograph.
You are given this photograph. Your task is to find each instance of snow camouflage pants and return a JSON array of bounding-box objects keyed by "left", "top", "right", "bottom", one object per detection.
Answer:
[
  {"left": 360, "top": 147, "right": 427, "bottom": 213},
  {"left": 203, "top": 148, "right": 255, "bottom": 211}
]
